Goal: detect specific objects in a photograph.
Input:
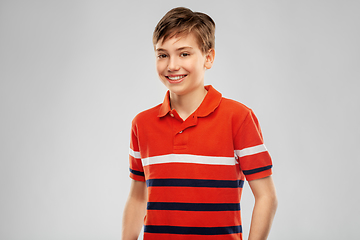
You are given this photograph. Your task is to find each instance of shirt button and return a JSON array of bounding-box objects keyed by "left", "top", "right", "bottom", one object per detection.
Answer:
[
  {"left": 170, "top": 113, "right": 174, "bottom": 117},
  {"left": 179, "top": 130, "right": 183, "bottom": 133}
]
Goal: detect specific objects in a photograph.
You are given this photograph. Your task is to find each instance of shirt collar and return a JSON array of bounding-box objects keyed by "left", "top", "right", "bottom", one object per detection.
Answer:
[{"left": 157, "top": 85, "right": 222, "bottom": 118}]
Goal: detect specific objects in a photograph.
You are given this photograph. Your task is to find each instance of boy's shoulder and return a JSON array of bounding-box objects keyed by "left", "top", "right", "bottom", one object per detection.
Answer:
[
  {"left": 131, "top": 103, "right": 162, "bottom": 125},
  {"left": 221, "top": 97, "right": 251, "bottom": 109},
  {"left": 220, "top": 97, "right": 253, "bottom": 116}
]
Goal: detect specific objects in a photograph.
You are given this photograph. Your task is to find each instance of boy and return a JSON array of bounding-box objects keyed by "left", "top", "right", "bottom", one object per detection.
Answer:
[{"left": 122, "top": 7, "right": 277, "bottom": 240}]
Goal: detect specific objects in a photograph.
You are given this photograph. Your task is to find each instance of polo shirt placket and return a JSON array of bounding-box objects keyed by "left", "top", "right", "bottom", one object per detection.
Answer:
[{"left": 167, "top": 109, "right": 198, "bottom": 151}]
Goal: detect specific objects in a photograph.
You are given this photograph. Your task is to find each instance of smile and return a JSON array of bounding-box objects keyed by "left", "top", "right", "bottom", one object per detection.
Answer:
[{"left": 166, "top": 75, "right": 187, "bottom": 81}]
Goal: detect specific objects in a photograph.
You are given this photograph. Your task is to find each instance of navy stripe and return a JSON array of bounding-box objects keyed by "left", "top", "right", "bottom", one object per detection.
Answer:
[
  {"left": 147, "top": 202, "right": 240, "bottom": 211},
  {"left": 144, "top": 225, "right": 242, "bottom": 235},
  {"left": 147, "top": 178, "right": 244, "bottom": 188},
  {"left": 243, "top": 165, "right": 272, "bottom": 175},
  {"left": 129, "top": 168, "right": 144, "bottom": 177}
]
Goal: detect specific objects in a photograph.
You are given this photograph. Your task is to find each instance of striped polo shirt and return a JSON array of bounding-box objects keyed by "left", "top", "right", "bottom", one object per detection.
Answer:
[{"left": 129, "top": 85, "right": 272, "bottom": 240}]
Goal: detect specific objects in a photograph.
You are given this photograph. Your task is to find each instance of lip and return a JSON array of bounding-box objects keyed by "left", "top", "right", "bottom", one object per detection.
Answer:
[{"left": 165, "top": 75, "right": 187, "bottom": 84}]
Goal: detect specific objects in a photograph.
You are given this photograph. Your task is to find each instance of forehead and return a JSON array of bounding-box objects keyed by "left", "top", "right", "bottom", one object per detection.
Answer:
[{"left": 155, "top": 33, "right": 201, "bottom": 52}]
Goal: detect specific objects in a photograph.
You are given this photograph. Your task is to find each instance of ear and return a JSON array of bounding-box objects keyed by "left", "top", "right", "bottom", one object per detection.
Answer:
[{"left": 204, "top": 48, "right": 215, "bottom": 69}]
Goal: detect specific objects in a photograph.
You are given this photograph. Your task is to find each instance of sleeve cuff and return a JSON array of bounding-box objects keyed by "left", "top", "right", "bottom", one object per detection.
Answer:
[
  {"left": 129, "top": 173, "right": 146, "bottom": 182},
  {"left": 245, "top": 168, "right": 272, "bottom": 181}
]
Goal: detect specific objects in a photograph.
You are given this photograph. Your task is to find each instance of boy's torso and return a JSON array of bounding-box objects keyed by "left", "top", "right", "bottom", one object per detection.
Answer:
[{"left": 129, "top": 85, "right": 272, "bottom": 240}]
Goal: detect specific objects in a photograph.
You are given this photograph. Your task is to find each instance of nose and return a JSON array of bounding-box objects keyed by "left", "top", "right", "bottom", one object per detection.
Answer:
[{"left": 167, "top": 57, "right": 180, "bottom": 72}]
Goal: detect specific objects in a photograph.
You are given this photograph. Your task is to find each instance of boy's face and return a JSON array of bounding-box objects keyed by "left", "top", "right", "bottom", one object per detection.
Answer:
[{"left": 155, "top": 33, "right": 214, "bottom": 97}]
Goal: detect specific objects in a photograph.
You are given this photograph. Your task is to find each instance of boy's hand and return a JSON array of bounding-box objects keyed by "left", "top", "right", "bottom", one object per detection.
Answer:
[
  {"left": 121, "top": 180, "right": 147, "bottom": 240},
  {"left": 248, "top": 176, "right": 278, "bottom": 240}
]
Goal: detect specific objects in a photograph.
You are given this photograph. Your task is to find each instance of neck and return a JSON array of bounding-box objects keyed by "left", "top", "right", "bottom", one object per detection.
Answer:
[{"left": 169, "top": 86, "right": 208, "bottom": 120}]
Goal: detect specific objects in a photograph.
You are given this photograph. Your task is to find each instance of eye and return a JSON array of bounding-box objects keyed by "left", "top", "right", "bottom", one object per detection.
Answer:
[
  {"left": 180, "top": 52, "right": 190, "bottom": 57},
  {"left": 158, "top": 54, "right": 168, "bottom": 59}
]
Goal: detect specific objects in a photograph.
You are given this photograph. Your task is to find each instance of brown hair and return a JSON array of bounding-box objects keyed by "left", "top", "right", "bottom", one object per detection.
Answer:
[{"left": 153, "top": 7, "right": 215, "bottom": 54}]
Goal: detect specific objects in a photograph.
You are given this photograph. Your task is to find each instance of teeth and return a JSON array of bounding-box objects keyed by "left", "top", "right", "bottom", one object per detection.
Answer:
[{"left": 168, "top": 75, "right": 186, "bottom": 80}]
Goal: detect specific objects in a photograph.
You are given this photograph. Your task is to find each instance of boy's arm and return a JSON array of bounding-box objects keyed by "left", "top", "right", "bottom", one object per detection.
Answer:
[
  {"left": 121, "top": 180, "right": 147, "bottom": 240},
  {"left": 247, "top": 176, "right": 278, "bottom": 240}
]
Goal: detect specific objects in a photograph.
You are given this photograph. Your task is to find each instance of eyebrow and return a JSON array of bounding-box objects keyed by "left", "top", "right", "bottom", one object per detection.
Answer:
[{"left": 155, "top": 46, "right": 193, "bottom": 52}]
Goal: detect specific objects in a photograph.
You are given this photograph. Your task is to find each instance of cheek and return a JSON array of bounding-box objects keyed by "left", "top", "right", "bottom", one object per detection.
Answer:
[
  {"left": 181, "top": 61, "right": 195, "bottom": 73},
  {"left": 156, "top": 61, "right": 166, "bottom": 74},
  {"left": 186, "top": 57, "right": 204, "bottom": 73}
]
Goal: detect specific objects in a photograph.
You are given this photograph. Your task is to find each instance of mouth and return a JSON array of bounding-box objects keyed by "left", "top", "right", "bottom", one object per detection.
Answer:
[{"left": 166, "top": 75, "right": 187, "bottom": 83}]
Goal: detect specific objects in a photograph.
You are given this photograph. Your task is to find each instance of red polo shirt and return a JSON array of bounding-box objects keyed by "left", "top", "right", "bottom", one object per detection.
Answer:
[{"left": 129, "top": 85, "right": 272, "bottom": 240}]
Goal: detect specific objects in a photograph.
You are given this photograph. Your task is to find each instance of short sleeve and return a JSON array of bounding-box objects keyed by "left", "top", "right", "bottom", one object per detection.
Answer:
[
  {"left": 129, "top": 122, "right": 145, "bottom": 182},
  {"left": 234, "top": 110, "right": 273, "bottom": 181}
]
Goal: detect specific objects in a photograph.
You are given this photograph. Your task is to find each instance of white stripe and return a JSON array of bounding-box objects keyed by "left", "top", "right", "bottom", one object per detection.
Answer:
[
  {"left": 235, "top": 144, "right": 267, "bottom": 158},
  {"left": 141, "top": 154, "right": 236, "bottom": 167},
  {"left": 129, "top": 148, "right": 141, "bottom": 159}
]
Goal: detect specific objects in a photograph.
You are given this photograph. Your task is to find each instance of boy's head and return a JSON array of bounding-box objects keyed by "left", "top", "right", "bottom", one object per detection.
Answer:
[{"left": 153, "top": 7, "right": 215, "bottom": 55}]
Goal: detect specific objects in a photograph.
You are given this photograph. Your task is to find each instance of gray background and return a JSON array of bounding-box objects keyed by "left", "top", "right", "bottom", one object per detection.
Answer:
[{"left": 1, "top": 0, "right": 359, "bottom": 239}]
